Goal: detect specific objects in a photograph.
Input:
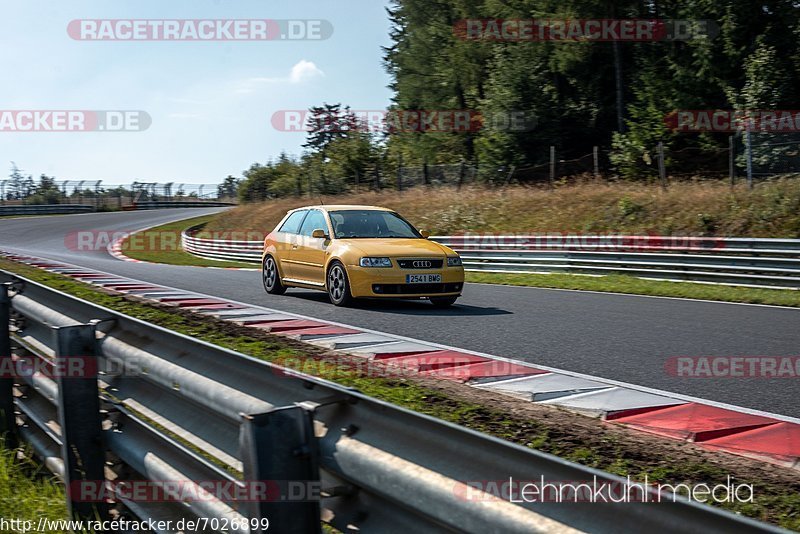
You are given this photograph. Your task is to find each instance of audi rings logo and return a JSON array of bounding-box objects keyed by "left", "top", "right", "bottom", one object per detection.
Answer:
[{"left": 413, "top": 261, "right": 432, "bottom": 268}]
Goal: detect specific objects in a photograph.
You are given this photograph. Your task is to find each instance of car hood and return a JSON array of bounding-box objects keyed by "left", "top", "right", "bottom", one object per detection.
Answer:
[{"left": 342, "top": 238, "right": 452, "bottom": 257}]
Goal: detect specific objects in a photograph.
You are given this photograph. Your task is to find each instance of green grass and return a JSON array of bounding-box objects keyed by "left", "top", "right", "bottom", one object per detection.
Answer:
[
  {"left": 119, "top": 214, "right": 256, "bottom": 269},
  {"left": 0, "top": 445, "right": 69, "bottom": 533},
  {"left": 1, "top": 258, "right": 798, "bottom": 529},
  {"left": 466, "top": 272, "right": 800, "bottom": 307}
]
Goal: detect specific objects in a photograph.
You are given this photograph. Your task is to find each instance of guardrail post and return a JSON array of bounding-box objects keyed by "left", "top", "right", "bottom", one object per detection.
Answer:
[
  {"left": 729, "top": 134, "right": 736, "bottom": 187},
  {"left": 505, "top": 164, "right": 516, "bottom": 185},
  {"left": 53, "top": 323, "right": 108, "bottom": 521},
  {"left": 745, "top": 127, "right": 754, "bottom": 189},
  {"left": 593, "top": 146, "right": 600, "bottom": 178},
  {"left": 0, "top": 283, "right": 16, "bottom": 448},
  {"left": 240, "top": 406, "right": 321, "bottom": 534}
]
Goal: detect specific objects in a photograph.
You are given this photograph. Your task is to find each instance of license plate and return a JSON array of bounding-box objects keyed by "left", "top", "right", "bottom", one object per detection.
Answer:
[{"left": 406, "top": 274, "right": 442, "bottom": 284}]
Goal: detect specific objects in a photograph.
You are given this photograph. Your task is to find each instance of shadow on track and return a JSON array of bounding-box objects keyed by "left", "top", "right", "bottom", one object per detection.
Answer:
[{"left": 287, "top": 290, "right": 511, "bottom": 317}]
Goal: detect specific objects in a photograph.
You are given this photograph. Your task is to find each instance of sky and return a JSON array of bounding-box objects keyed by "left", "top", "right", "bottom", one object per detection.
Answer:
[{"left": 0, "top": 0, "right": 394, "bottom": 185}]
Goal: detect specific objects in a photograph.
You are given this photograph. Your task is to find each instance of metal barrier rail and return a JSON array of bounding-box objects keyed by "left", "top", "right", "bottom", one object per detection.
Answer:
[
  {"left": 0, "top": 272, "right": 775, "bottom": 533},
  {"left": 0, "top": 204, "right": 95, "bottom": 216},
  {"left": 181, "top": 229, "right": 800, "bottom": 289},
  {"left": 133, "top": 201, "right": 236, "bottom": 210}
]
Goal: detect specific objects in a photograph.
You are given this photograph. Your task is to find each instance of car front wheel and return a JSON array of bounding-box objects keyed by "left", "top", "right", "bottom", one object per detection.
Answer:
[
  {"left": 327, "top": 261, "right": 353, "bottom": 306},
  {"left": 263, "top": 255, "right": 286, "bottom": 295}
]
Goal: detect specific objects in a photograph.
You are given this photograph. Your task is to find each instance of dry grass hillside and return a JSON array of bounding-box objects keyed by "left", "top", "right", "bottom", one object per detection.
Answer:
[{"left": 203, "top": 178, "right": 800, "bottom": 238}]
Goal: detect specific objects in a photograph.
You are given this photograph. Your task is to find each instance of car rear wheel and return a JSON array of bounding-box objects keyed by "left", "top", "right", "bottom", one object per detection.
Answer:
[
  {"left": 327, "top": 261, "right": 353, "bottom": 306},
  {"left": 263, "top": 255, "right": 286, "bottom": 295},
  {"left": 430, "top": 296, "right": 458, "bottom": 307}
]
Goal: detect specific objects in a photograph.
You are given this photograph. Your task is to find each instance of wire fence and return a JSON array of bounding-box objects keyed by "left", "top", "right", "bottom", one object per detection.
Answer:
[
  {"left": 746, "top": 132, "right": 800, "bottom": 177},
  {"left": 0, "top": 180, "right": 227, "bottom": 209},
  {"left": 396, "top": 162, "right": 479, "bottom": 189},
  {"left": 354, "top": 134, "right": 800, "bottom": 195},
  {"left": 5, "top": 135, "right": 800, "bottom": 208}
]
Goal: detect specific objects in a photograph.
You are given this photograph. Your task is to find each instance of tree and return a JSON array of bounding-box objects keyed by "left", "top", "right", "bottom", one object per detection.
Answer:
[
  {"left": 268, "top": 153, "right": 304, "bottom": 197},
  {"left": 28, "top": 174, "right": 62, "bottom": 204},
  {"left": 384, "top": 0, "right": 800, "bottom": 178},
  {"left": 8, "top": 163, "right": 24, "bottom": 200},
  {"left": 302, "top": 104, "right": 361, "bottom": 154},
  {"left": 217, "top": 175, "right": 241, "bottom": 199},
  {"left": 729, "top": 40, "right": 793, "bottom": 174},
  {"left": 238, "top": 163, "right": 272, "bottom": 203},
  {"left": 325, "top": 133, "right": 378, "bottom": 188},
  {"left": 237, "top": 155, "right": 305, "bottom": 202},
  {"left": 300, "top": 103, "right": 380, "bottom": 194}
]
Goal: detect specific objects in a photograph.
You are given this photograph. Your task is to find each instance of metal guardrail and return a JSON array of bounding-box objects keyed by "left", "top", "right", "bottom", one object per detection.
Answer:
[
  {"left": 132, "top": 201, "right": 236, "bottom": 210},
  {"left": 0, "top": 180, "right": 226, "bottom": 208},
  {"left": 0, "top": 204, "right": 95, "bottom": 216},
  {"left": 0, "top": 272, "right": 776, "bottom": 533},
  {"left": 182, "top": 226, "right": 267, "bottom": 263},
  {"left": 181, "top": 229, "right": 800, "bottom": 289}
]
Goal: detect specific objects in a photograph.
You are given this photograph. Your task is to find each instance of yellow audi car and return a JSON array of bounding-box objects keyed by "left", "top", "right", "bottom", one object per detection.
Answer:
[{"left": 261, "top": 205, "right": 464, "bottom": 306}]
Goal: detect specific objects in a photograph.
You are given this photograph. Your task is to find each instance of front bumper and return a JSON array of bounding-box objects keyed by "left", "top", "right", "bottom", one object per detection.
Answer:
[{"left": 346, "top": 265, "right": 465, "bottom": 298}]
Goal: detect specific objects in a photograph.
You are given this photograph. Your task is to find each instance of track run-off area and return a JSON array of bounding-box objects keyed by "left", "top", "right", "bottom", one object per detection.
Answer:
[{"left": 1, "top": 208, "right": 798, "bottom": 418}]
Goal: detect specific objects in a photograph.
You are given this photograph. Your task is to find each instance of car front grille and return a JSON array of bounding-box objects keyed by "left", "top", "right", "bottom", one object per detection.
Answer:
[
  {"left": 372, "top": 283, "right": 462, "bottom": 295},
  {"left": 396, "top": 259, "right": 444, "bottom": 269}
]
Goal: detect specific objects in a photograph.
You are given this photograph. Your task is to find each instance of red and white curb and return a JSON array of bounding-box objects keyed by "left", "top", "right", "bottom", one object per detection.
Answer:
[
  {"left": 108, "top": 232, "right": 258, "bottom": 271},
  {"left": 108, "top": 237, "right": 145, "bottom": 263},
  {"left": 2, "top": 249, "right": 799, "bottom": 470}
]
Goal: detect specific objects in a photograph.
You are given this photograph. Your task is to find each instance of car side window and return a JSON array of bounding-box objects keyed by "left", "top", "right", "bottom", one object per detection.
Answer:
[
  {"left": 299, "top": 210, "right": 328, "bottom": 237},
  {"left": 279, "top": 210, "right": 307, "bottom": 234},
  {"left": 384, "top": 213, "right": 415, "bottom": 235}
]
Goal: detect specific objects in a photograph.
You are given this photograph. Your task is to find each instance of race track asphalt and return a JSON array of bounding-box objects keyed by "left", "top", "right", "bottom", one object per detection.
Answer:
[{"left": 1, "top": 208, "right": 798, "bottom": 417}]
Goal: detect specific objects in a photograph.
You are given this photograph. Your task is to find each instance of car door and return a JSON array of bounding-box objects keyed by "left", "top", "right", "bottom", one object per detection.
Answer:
[
  {"left": 291, "top": 209, "right": 330, "bottom": 286},
  {"left": 274, "top": 209, "right": 307, "bottom": 279}
]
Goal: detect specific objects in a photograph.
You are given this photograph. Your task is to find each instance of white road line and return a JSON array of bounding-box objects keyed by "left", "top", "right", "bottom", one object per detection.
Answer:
[{"left": 467, "top": 280, "right": 800, "bottom": 311}]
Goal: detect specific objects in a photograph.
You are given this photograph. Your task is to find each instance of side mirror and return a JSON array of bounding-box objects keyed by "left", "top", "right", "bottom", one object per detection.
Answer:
[
  {"left": 312, "top": 229, "right": 328, "bottom": 239},
  {"left": 420, "top": 230, "right": 431, "bottom": 239}
]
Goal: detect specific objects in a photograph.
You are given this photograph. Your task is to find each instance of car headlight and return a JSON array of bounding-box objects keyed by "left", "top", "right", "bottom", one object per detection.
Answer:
[
  {"left": 360, "top": 257, "right": 392, "bottom": 268},
  {"left": 447, "top": 256, "right": 463, "bottom": 267}
]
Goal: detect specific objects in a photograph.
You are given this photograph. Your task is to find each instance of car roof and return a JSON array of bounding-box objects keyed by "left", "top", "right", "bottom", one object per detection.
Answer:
[{"left": 287, "top": 205, "right": 395, "bottom": 213}]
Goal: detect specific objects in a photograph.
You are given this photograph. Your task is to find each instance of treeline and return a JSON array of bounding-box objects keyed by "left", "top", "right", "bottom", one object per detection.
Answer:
[
  {"left": 234, "top": 104, "right": 382, "bottom": 202},
  {"left": 231, "top": 1, "right": 800, "bottom": 202},
  {"left": 4, "top": 164, "right": 142, "bottom": 204},
  {"left": 4, "top": 165, "right": 62, "bottom": 204},
  {"left": 385, "top": 0, "right": 800, "bottom": 175}
]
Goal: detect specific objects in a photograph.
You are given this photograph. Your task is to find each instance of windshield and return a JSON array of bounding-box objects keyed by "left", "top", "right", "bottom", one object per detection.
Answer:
[{"left": 329, "top": 210, "right": 421, "bottom": 239}]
